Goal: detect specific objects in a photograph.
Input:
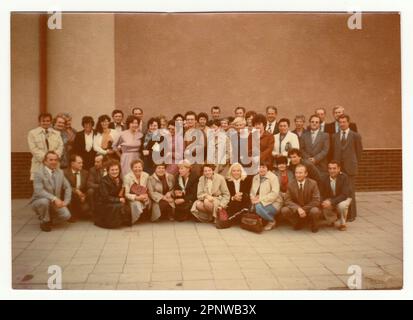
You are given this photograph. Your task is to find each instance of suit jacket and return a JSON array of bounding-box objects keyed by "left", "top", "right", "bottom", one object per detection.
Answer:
[
  {"left": 250, "top": 171, "right": 282, "bottom": 209},
  {"left": 332, "top": 130, "right": 363, "bottom": 176},
  {"left": 320, "top": 172, "right": 351, "bottom": 206},
  {"left": 272, "top": 131, "right": 300, "bottom": 157},
  {"left": 300, "top": 130, "right": 330, "bottom": 171},
  {"left": 284, "top": 178, "right": 321, "bottom": 212},
  {"left": 28, "top": 127, "right": 64, "bottom": 177},
  {"left": 173, "top": 172, "right": 199, "bottom": 203},
  {"left": 87, "top": 166, "right": 105, "bottom": 190},
  {"left": 325, "top": 121, "right": 358, "bottom": 135},
  {"left": 266, "top": 121, "right": 279, "bottom": 135},
  {"left": 64, "top": 168, "right": 89, "bottom": 193},
  {"left": 289, "top": 159, "right": 322, "bottom": 184},
  {"left": 31, "top": 165, "right": 72, "bottom": 205},
  {"left": 72, "top": 130, "right": 96, "bottom": 170}
]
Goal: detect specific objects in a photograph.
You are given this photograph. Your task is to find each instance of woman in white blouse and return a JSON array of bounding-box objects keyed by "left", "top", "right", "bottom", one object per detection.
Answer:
[
  {"left": 124, "top": 159, "right": 150, "bottom": 224},
  {"left": 93, "top": 114, "right": 119, "bottom": 158},
  {"left": 272, "top": 118, "right": 300, "bottom": 159}
]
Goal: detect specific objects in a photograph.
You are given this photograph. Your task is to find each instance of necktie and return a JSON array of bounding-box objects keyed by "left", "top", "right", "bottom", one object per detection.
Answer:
[
  {"left": 311, "top": 131, "right": 316, "bottom": 144},
  {"left": 75, "top": 171, "right": 80, "bottom": 189},
  {"left": 51, "top": 170, "right": 57, "bottom": 194},
  {"left": 267, "top": 123, "right": 272, "bottom": 133},
  {"left": 341, "top": 130, "right": 347, "bottom": 146},
  {"left": 298, "top": 182, "right": 304, "bottom": 206},
  {"left": 45, "top": 129, "right": 50, "bottom": 150}
]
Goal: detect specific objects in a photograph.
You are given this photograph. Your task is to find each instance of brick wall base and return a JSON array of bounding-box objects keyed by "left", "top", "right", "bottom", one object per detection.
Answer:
[{"left": 11, "top": 149, "right": 402, "bottom": 198}]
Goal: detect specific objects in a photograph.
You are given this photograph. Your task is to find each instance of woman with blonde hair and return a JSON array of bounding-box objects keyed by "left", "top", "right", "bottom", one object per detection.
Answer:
[
  {"left": 191, "top": 164, "right": 230, "bottom": 223},
  {"left": 226, "top": 163, "right": 252, "bottom": 218},
  {"left": 124, "top": 159, "right": 150, "bottom": 224}
]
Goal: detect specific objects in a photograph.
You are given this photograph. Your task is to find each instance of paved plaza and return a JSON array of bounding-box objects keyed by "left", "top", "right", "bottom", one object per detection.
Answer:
[{"left": 11, "top": 192, "right": 403, "bottom": 290}]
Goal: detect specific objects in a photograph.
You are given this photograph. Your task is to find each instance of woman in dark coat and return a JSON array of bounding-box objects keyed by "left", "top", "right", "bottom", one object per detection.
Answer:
[
  {"left": 226, "top": 163, "right": 252, "bottom": 217},
  {"left": 95, "top": 160, "right": 130, "bottom": 229},
  {"left": 142, "top": 117, "right": 163, "bottom": 175},
  {"left": 173, "top": 161, "right": 199, "bottom": 221}
]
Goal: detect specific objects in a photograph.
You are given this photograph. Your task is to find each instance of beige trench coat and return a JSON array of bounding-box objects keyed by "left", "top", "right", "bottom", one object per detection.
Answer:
[
  {"left": 191, "top": 173, "right": 230, "bottom": 222},
  {"left": 148, "top": 173, "right": 175, "bottom": 221},
  {"left": 250, "top": 171, "right": 283, "bottom": 210}
]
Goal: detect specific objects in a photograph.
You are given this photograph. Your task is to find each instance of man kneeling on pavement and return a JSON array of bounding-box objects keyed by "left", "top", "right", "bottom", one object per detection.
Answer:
[{"left": 30, "top": 151, "right": 72, "bottom": 232}]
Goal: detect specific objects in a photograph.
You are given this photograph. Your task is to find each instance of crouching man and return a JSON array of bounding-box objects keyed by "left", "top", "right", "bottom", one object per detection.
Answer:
[
  {"left": 320, "top": 160, "right": 352, "bottom": 231},
  {"left": 30, "top": 151, "right": 72, "bottom": 232},
  {"left": 281, "top": 164, "right": 322, "bottom": 233}
]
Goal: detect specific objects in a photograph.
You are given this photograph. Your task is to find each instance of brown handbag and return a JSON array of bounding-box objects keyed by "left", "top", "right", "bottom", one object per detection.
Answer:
[
  {"left": 130, "top": 183, "right": 148, "bottom": 196},
  {"left": 240, "top": 212, "right": 264, "bottom": 233},
  {"left": 215, "top": 208, "right": 231, "bottom": 229}
]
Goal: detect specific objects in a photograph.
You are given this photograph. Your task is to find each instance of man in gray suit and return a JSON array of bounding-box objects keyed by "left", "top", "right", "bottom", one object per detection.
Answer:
[
  {"left": 333, "top": 114, "right": 363, "bottom": 221},
  {"left": 301, "top": 115, "right": 330, "bottom": 172},
  {"left": 31, "top": 151, "right": 72, "bottom": 232}
]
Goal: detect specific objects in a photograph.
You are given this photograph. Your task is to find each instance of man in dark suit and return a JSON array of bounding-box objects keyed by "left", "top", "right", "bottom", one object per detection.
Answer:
[
  {"left": 325, "top": 105, "right": 358, "bottom": 134},
  {"left": 288, "top": 148, "right": 321, "bottom": 185},
  {"left": 320, "top": 160, "right": 352, "bottom": 231},
  {"left": 30, "top": 151, "right": 72, "bottom": 232},
  {"left": 87, "top": 154, "right": 107, "bottom": 214},
  {"left": 332, "top": 114, "right": 363, "bottom": 221},
  {"left": 64, "top": 154, "right": 90, "bottom": 221},
  {"left": 109, "top": 109, "right": 125, "bottom": 132},
  {"left": 281, "top": 164, "right": 322, "bottom": 233},
  {"left": 265, "top": 106, "right": 279, "bottom": 135},
  {"left": 72, "top": 116, "right": 96, "bottom": 170},
  {"left": 301, "top": 115, "right": 330, "bottom": 172}
]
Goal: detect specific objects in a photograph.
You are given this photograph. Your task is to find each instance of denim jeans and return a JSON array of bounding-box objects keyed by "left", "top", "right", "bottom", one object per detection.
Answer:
[{"left": 255, "top": 203, "right": 277, "bottom": 222}]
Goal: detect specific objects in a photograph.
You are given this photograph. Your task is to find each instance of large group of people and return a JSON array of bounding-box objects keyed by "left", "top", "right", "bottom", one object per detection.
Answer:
[{"left": 28, "top": 105, "right": 363, "bottom": 233}]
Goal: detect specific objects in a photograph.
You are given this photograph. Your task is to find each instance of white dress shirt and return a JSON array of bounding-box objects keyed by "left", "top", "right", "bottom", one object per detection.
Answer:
[
  {"left": 72, "top": 170, "right": 81, "bottom": 189},
  {"left": 233, "top": 178, "right": 241, "bottom": 194},
  {"left": 84, "top": 131, "right": 94, "bottom": 152}
]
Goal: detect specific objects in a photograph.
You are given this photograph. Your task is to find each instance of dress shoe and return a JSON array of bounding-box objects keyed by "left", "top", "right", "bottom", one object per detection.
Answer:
[
  {"left": 67, "top": 216, "right": 77, "bottom": 223},
  {"left": 338, "top": 224, "right": 347, "bottom": 231},
  {"left": 40, "top": 222, "right": 52, "bottom": 232},
  {"left": 264, "top": 221, "right": 276, "bottom": 231},
  {"left": 293, "top": 221, "right": 303, "bottom": 230},
  {"left": 311, "top": 220, "right": 319, "bottom": 233}
]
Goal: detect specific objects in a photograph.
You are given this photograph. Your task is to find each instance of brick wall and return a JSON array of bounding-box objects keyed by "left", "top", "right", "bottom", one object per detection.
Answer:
[
  {"left": 11, "top": 149, "right": 402, "bottom": 198},
  {"left": 11, "top": 153, "right": 33, "bottom": 199},
  {"left": 355, "top": 149, "right": 402, "bottom": 191}
]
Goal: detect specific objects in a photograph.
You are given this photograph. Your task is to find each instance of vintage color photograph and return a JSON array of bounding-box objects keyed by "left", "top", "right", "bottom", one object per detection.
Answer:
[{"left": 11, "top": 11, "right": 402, "bottom": 290}]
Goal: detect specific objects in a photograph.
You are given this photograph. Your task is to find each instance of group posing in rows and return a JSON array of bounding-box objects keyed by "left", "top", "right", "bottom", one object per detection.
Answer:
[{"left": 28, "top": 105, "right": 363, "bottom": 233}]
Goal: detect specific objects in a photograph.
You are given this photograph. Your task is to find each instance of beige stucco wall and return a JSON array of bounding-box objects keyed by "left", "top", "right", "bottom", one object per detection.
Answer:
[
  {"left": 11, "top": 13, "right": 401, "bottom": 151},
  {"left": 47, "top": 13, "right": 115, "bottom": 133},
  {"left": 11, "top": 14, "right": 40, "bottom": 152},
  {"left": 115, "top": 13, "right": 401, "bottom": 149}
]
